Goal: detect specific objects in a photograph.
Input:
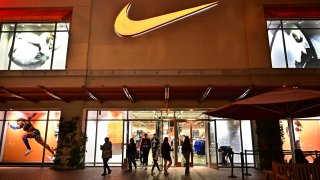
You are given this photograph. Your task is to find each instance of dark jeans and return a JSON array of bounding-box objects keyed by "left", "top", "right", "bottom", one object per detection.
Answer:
[
  {"left": 151, "top": 160, "right": 160, "bottom": 172},
  {"left": 103, "top": 158, "right": 110, "bottom": 173},
  {"left": 142, "top": 149, "right": 150, "bottom": 166},
  {"left": 183, "top": 153, "right": 190, "bottom": 174},
  {"left": 128, "top": 154, "right": 137, "bottom": 170}
]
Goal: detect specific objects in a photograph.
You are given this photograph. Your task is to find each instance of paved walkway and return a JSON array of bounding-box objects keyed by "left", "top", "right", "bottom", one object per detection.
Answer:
[{"left": 0, "top": 166, "right": 266, "bottom": 180}]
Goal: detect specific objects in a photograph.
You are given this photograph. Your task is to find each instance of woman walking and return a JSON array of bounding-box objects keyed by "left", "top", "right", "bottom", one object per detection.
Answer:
[
  {"left": 161, "top": 137, "right": 172, "bottom": 175},
  {"left": 101, "top": 137, "right": 112, "bottom": 176},
  {"left": 182, "top": 136, "right": 191, "bottom": 175},
  {"left": 151, "top": 140, "right": 161, "bottom": 175},
  {"left": 127, "top": 138, "right": 137, "bottom": 171}
]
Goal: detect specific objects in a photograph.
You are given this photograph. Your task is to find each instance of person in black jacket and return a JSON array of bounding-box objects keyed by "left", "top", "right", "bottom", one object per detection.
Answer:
[
  {"left": 161, "top": 137, "right": 173, "bottom": 175},
  {"left": 140, "top": 133, "right": 151, "bottom": 170},
  {"left": 182, "top": 136, "right": 191, "bottom": 175},
  {"left": 127, "top": 138, "right": 137, "bottom": 171},
  {"left": 289, "top": 149, "right": 309, "bottom": 164}
]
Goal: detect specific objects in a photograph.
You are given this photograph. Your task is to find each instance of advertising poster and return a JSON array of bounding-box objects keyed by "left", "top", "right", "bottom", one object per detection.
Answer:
[
  {"left": 281, "top": 119, "right": 320, "bottom": 163},
  {"left": 0, "top": 111, "right": 60, "bottom": 163},
  {"left": 0, "top": 23, "right": 69, "bottom": 70},
  {"left": 268, "top": 20, "right": 320, "bottom": 68}
]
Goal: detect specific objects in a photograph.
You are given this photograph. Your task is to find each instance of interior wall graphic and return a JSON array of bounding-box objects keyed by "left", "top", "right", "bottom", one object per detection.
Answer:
[
  {"left": 86, "top": 111, "right": 125, "bottom": 166},
  {"left": 0, "top": 111, "right": 60, "bottom": 163},
  {"left": 281, "top": 118, "right": 320, "bottom": 163}
]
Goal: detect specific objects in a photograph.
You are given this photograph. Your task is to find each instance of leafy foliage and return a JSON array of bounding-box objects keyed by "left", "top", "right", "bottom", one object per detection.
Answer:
[
  {"left": 256, "top": 120, "right": 284, "bottom": 170},
  {"left": 53, "top": 117, "right": 87, "bottom": 170}
]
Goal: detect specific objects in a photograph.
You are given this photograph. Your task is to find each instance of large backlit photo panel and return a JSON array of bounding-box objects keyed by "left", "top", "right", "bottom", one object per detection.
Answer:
[
  {"left": 0, "top": 111, "right": 60, "bottom": 163},
  {"left": 267, "top": 20, "right": 320, "bottom": 68},
  {"left": 0, "top": 22, "right": 69, "bottom": 70}
]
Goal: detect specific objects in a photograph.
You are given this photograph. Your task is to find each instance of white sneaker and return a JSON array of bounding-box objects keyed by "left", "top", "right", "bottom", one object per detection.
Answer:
[
  {"left": 48, "top": 155, "right": 55, "bottom": 161},
  {"left": 24, "top": 149, "right": 32, "bottom": 156}
]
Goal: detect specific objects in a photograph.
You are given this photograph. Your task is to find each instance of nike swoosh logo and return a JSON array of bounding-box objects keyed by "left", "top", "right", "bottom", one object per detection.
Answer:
[{"left": 114, "top": 1, "right": 219, "bottom": 37}]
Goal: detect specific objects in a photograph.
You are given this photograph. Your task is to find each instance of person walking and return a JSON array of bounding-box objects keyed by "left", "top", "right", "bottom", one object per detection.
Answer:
[
  {"left": 151, "top": 133, "right": 159, "bottom": 148},
  {"left": 161, "top": 137, "right": 173, "bottom": 175},
  {"left": 182, "top": 136, "right": 191, "bottom": 175},
  {"left": 151, "top": 140, "right": 161, "bottom": 175},
  {"left": 127, "top": 138, "right": 137, "bottom": 171},
  {"left": 101, "top": 137, "right": 112, "bottom": 176},
  {"left": 140, "top": 133, "right": 151, "bottom": 170}
]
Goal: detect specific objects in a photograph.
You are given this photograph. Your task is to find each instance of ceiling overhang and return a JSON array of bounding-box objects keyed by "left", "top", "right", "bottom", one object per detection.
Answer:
[{"left": 1, "top": 84, "right": 318, "bottom": 104}]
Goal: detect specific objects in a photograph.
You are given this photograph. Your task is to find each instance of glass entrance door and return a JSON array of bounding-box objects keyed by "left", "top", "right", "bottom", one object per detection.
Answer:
[
  {"left": 175, "top": 121, "right": 193, "bottom": 167},
  {"left": 126, "top": 120, "right": 161, "bottom": 167},
  {"left": 162, "top": 119, "right": 175, "bottom": 166},
  {"left": 208, "top": 121, "right": 218, "bottom": 169}
]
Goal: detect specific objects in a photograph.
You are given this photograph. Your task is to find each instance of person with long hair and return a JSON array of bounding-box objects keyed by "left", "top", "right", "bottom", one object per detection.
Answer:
[
  {"left": 8, "top": 113, "right": 55, "bottom": 159},
  {"left": 151, "top": 140, "right": 161, "bottom": 175},
  {"left": 182, "top": 136, "right": 192, "bottom": 175},
  {"left": 127, "top": 138, "right": 137, "bottom": 171},
  {"left": 100, "top": 137, "right": 112, "bottom": 176},
  {"left": 161, "top": 137, "right": 172, "bottom": 175}
]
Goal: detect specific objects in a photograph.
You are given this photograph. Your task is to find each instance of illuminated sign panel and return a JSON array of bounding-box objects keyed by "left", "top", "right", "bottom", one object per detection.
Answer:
[
  {"left": 114, "top": 2, "right": 219, "bottom": 37},
  {"left": 267, "top": 20, "right": 320, "bottom": 68},
  {"left": 0, "top": 111, "right": 60, "bottom": 163},
  {"left": 0, "top": 22, "right": 69, "bottom": 70}
]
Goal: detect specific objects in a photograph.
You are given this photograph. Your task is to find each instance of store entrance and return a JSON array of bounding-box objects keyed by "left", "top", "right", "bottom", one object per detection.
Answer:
[{"left": 125, "top": 120, "right": 161, "bottom": 167}]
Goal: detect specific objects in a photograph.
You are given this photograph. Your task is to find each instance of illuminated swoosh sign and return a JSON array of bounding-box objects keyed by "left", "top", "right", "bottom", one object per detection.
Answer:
[{"left": 114, "top": 1, "right": 219, "bottom": 37}]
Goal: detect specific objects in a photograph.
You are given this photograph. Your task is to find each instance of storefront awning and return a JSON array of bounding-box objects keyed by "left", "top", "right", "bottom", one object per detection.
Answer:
[
  {"left": 0, "top": 8, "right": 72, "bottom": 22},
  {"left": 265, "top": 6, "right": 320, "bottom": 19},
  {"left": 1, "top": 85, "right": 319, "bottom": 103}
]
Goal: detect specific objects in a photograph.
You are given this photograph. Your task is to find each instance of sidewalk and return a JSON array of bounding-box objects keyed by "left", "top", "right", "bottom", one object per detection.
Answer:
[{"left": 0, "top": 166, "right": 266, "bottom": 180}]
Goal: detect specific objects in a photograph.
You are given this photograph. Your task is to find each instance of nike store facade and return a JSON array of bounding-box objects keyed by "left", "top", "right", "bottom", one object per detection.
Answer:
[{"left": 0, "top": 0, "right": 320, "bottom": 168}]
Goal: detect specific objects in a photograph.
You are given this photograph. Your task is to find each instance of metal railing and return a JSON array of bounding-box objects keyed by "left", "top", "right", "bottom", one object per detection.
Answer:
[{"left": 226, "top": 150, "right": 319, "bottom": 180}]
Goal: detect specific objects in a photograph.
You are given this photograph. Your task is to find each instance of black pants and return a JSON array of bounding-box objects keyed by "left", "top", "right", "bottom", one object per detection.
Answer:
[
  {"left": 103, "top": 158, "right": 110, "bottom": 173},
  {"left": 128, "top": 154, "right": 137, "bottom": 170},
  {"left": 183, "top": 153, "right": 190, "bottom": 174},
  {"left": 151, "top": 160, "right": 160, "bottom": 172},
  {"left": 143, "top": 149, "right": 150, "bottom": 166}
]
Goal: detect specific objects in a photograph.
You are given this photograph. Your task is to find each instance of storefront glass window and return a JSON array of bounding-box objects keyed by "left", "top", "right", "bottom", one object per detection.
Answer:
[
  {"left": 241, "top": 120, "right": 254, "bottom": 163},
  {"left": 0, "top": 22, "right": 70, "bottom": 70},
  {"left": 281, "top": 118, "right": 320, "bottom": 163},
  {"left": 267, "top": 20, "right": 320, "bottom": 68},
  {"left": 0, "top": 110, "right": 60, "bottom": 163},
  {"left": 85, "top": 111, "right": 124, "bottom": 166},
  {"left": 216, "top": 120, "right": 242, "bottom": 164}
]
